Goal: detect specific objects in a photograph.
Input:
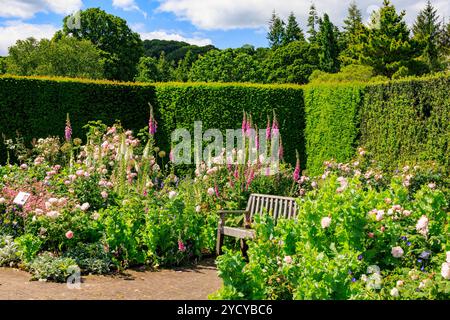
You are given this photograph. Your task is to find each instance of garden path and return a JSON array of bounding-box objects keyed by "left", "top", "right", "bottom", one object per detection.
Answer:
[{"left": 0, "top": 258, "right": 221, "bottom": 300}]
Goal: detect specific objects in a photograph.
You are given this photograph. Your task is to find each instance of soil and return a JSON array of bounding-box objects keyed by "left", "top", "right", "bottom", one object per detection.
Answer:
[{"left": 0, "top": 258, "right": 222, "bottom": 300}]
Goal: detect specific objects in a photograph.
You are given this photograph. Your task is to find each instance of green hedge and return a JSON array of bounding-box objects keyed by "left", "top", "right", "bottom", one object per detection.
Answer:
[
  {"left": 0, "top": 76, "right": 305, "bottom": 165},
  {"left": 303, "top": 75, "right": 450, "bottom": 174},
  {"left": 1, "top": 75, "right": 449, "bottom": 173},
  {"left": 360, "top": 76, "right": 450, "bottom": 168},
  {"left": 303, "top": 83, "right": 364, "bottom": 174}
]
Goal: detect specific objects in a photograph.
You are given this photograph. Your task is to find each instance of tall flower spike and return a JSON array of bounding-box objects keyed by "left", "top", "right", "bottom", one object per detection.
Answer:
[
  {"left": 293, "top": 150, "right": 300, "bottom": 181},
  {"left": 272, "top": 111, "right": 279, "bottom": 137},
  {"left": 278, "top": 136, "right": 284, "bottom": 159},
  {"left": 65, "top": 113, "right": 72, "bottom": 142},
  {"left": 241, "top": 111, "right": 247, "bottom": 135},
  {"left": 266, "top": 116, "right": 271, "bottom": 140},
  {"left": 148, "top": 102, "right": 158, "bottom": 135}
]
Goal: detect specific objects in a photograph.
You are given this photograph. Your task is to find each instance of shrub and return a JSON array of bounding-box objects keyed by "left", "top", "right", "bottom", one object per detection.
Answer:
[
  {"left": 213, "top": 153, "right": 449, "bottom": 300},
  {"left": 0, "top": 235, "right": 19, "bottom": 267},
  {"left": 64, "top": 242, "right": 111, "bottom": 274},
  {"left": 27, "top": 252, "right": 78, "bottom": 282}
]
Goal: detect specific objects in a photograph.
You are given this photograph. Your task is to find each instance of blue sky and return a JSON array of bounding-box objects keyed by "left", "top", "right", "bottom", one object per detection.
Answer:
[{"left": 0, "top": 0, "right": 449, "bottom": 55}]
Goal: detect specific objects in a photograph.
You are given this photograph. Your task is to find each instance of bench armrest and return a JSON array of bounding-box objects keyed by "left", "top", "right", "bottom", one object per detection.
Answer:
[{"left": 217, "top": 210, "right": 247, "bottom": 215}]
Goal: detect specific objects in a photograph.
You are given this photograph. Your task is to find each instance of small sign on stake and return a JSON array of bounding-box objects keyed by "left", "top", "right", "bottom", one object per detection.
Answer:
[{"left": 13, "top": 192, "right": 31, "bottom": 206}]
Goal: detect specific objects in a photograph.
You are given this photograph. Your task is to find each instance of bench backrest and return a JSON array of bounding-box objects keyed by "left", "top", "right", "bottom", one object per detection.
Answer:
[{"left": 246, "top": 194, "right": 298, "bottom": 220}]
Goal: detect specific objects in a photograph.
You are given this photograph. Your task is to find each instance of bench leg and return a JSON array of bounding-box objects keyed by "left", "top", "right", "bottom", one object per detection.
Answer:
[
  {"left": 216, "top": 227, "right": 224, "bottom": 256},
  {"left": 240, "top": 239, "right": 249, "bottom": 259}
]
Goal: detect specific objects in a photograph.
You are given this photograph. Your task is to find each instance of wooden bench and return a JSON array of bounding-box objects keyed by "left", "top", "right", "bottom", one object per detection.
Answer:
[{"left": 216, "top": 193, "right": 298, "bottom": 256}]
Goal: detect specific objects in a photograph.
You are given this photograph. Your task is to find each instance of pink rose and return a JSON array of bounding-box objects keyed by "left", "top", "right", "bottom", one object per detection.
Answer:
[{"left": 65, "top": 231, "right": 74, "bottom": 239}]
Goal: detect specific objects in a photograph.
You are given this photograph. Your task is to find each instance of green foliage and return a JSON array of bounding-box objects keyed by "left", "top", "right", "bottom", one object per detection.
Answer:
[
  {"left": 307, "top": 4, "right": 319, "bottom": 41},
  {"left": 142, "top": 39, "right": 215, "bottom": 64},
  {"left": 0, "top": 235, "right": 19, "bottom": 266},
  {"left": 14, "top": 234, "right": 42, "bottom": 263},
  {"left": 64, "top": 242, "right": 111, "bottom": 274},
  {"left": 349, "top": 0, "right": 417, "bottom": 78},
  {"left": 27, "top": 252, "right": 78, "bottom": 282},
  {"left": 0, "top": 57, "right": 6, "bottom": 74},
  {"left": 263, "top": 41, "right": 318, "bottom": 84},
  {"left": 304, "top": 83, "right": 363, "bottom": 174},
  {"left": 284, "top": 12, "right": 305, "bottom": 45},
  {"left": 267, "top": 11, "right": 285, "bottom": 48},
  {"left": 5, "top": 37, "right": 104, "bottom": 79},
  {"left": 188, "top": 49, "right": 264, "bottom": 83},
  {"left": 412, "top": 0, "right": 443, "bottom": 73},
  {"left": 61, "top": 8, "right": 143, "bottom": 82},
  {"left": 309, "top": 64, "right": 386, "bottom": 84},
  {"left": 317, "top": 14, "right": 340, "bottom": 73},
  {"left": 360, "top": 75, "right": 450, "bottom": 169},
  {"left": 214, "top": 166, "right": 449, "bottom": 300}
]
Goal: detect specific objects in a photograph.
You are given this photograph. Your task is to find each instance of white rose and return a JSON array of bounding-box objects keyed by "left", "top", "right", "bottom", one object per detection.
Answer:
[
  {"left": 195, "top": 205, "right": 201, "bottom": 213},
  {"left": 320, "top": 217, "right": 332, "bottom": 229},
  {"left": 80, "top": 202, "right": 90, "bottom": 211},
  {"left": 168, "top": 191, "right": 177, "bottom": 199},
  {"left": 441, "top": 262, "right": 450, "bottom": 280},
  {"left": 391, "top": 246, "right": 404, "bottom": 258},
  {"left": 0, "top": 197, "right": 5, "bottom": 204},
  {"left": 390, "top": 287, "right": 399, "bottom": 297}
]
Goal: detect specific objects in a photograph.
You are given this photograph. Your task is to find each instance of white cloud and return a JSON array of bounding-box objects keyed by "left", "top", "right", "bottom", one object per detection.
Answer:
[
  {"left": 156, "top": 0, "right": 450, "bottom": 30},
  {"left": 112, "top": 0, "right": 148, "bottom": 18},
  {"left": 140, "top": 30, "right": 212, "bottom": 46},
  {"left": 0, "top": 20, "right": 58, "bottom": 55},
  {"left": 0, "top": 0, "right": 83, "bottom": 19}
]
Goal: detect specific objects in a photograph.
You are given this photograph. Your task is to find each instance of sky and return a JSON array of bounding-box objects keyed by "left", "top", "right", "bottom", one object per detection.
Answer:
[{"left": 0, "top": 0, "right": 449, "bottom": 55}]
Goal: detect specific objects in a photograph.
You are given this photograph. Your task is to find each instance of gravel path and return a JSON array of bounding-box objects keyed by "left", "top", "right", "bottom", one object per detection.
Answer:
[{"left": 0, "top": 259, "right": 222, "bottom": 300}]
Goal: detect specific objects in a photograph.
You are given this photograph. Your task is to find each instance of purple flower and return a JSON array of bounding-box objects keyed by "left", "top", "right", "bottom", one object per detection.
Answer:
[
  {"left": 265, "top": 118, "right": 271, "bottom": 140},
  {"left": 293, "top": 151, "right": 300, "bottom": 182},
  {"left": 148, "top": 103, "right": 157, "bottom": 135},
  {"left": 406, "top": 241, "right": 411, "bottom": 246},
  {"left": 65, "top": 113, "right": 72, "bottom": 142},
  {"left": 417, "top": 259, "right": 423, "bottom": 263},
  {"left": 400, "top": 236, "right": 407, "bottom": 241},
  {"left": 351, "top": 278, "right": 356, "bottom": 282},
  {"left": 419, "top": 251, "right": 431, "bottom": 259},
  {"left": 357, "top": 254, "right": 363, "bottom": 261}
]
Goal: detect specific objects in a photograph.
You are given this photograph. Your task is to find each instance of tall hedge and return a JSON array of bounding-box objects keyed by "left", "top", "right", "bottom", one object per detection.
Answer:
[
  {"left": 360, "top": 76, "right": 450, "bottom": 168},
  {"left": 0, "top": 76, "right": 304, "bottom": 165},
  {"left": 303, "top": 83, "right": 364, "bottom": 174},
  {"left": 154, "top": 83, "right": 305, "bottom": 165}
]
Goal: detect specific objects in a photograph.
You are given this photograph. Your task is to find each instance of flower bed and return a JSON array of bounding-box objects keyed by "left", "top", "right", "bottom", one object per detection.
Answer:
[
  {"left": 0, "top": 112, "right": 297, "bottom": 281},
  {"left": 213, "top": 150, "right": 449, "bottom": 300}
]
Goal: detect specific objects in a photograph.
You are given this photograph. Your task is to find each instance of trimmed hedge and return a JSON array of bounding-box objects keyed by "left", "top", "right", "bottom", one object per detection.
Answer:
[
  {"left": 360, "top": 76, "right": 450, "bottom": 169},
  {"left": 0, "top": 76, "right": 305, "bottom": 165},
  {"left": 303, "top": 83, "right": 364, "bottom": 174},
  {"left": 1, "top": 74, "right": 449, "bottom": 173}
]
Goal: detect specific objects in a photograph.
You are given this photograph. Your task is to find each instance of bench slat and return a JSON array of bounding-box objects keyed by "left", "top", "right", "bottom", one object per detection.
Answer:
[{"left": 223, "top": 226, "right": 255, "bottom": 239}]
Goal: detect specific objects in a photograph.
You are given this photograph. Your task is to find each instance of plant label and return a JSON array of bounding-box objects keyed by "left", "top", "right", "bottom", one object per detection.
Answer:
[{"left": 13, "top": 191, "right": 31, "bottom": 206}]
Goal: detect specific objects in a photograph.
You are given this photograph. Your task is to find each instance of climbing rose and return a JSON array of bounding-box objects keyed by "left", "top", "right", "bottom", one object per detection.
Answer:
[
  {"left": 80, "top": 202, "right": 90, "bottom": 211},
  {"left": 65, "top": 231, "right": 74, "bottom": 239},
  {"left": 168, "top": 191, "right": 177, "bottom": 199},
  {"left": 207, "top": 187, "right": 215, "bottom": 196}
]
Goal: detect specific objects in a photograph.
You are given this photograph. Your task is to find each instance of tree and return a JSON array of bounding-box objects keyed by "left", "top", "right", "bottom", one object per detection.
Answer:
[
  {"left": 412, "top": 0, "right": 442, "bottom": 72},
  {"left": 343, "top": 1, "right": 363, "bottom": 36},
  {"left": 283, "top": 12, "right": 304, "bottom": 44},
  {"left": 0, "top": 57, "right": 6, "bottom": 74},
  {"left": 5, "top": 37, "right": 104, "bottom": 78},
  {"left": 307, "top": 4, "right": 319, "bottom": 41},
  {"left": 189, "top": 49, "right": 263, "bottom": 82},
  {"left": 174, "top": 49, "right": 195, "bottom": 82},
  {"left": 340, "top": 1, "right": 365, "bottom": 65},
  {"left": 5, "top": 38, "right": 40, "bottom": 76},
  {"left": 267, "top": 11, "right": 285, "bottom": 48},
  {"left": 350, "top": 0, "right": 416, "bottom": 78},
  {"left": 263, "top": 41, "right": 319, "bottom": 84},
  {"left": 60, "top": 8, "right": 143, "bottom": 81},
  {"left": 135, "top": 56, "right": 159, "bottom": 82},
  {"left": 317, "top": 14, "right": 340, "bottom": 73}
]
